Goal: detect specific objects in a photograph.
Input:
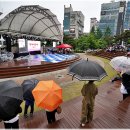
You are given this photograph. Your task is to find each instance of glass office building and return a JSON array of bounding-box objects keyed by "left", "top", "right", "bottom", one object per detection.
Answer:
[
  {"left": 124, "top": 1, "right": 130, "bottom": 30},
  {"left": 99, "top": 1, "right": 126, "bottom": 36},
  {"left": 63, "top": 4, "right": 84, "bottom": 38}
]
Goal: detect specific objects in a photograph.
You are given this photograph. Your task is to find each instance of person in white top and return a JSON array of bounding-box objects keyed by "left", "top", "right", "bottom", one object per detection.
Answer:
[{"left": 120, "top": 83, "right": 129, "bottom": 100}]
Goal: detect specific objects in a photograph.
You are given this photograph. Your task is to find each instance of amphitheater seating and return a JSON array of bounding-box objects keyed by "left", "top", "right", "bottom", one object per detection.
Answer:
[
  {"left": 0, "top": 54, "right": 81, "bottom": 79},
  {"left": 92, "top": 50, "right": 127, "bottom": 60}
]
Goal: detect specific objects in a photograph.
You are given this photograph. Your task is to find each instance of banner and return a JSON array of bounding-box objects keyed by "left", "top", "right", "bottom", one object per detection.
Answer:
[{"left": 27, "top": 40, "right": 41, "bottom": 52}]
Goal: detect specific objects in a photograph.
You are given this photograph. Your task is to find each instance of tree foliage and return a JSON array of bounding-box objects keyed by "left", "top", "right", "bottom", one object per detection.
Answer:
[
  {"left": 90, "top": 26, "right": 95, "bottom": 35},
  {"left": 63, "top": 35, "right": 76, "bottom": 49},
  {"left": 95, "top": 28, "right": 102, "bottom": 39},
  {"left": 114, "top": 30, "right": 130, "bottom": 45},
  {"left": 104, "top": 26, "right": 111, "bottom": 37},
  {"left": 62, "top": 26, "right": 114, "bottom": 51}
]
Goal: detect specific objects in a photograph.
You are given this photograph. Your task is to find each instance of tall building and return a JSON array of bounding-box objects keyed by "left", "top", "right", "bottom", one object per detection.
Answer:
[
  {"left": 124, "top": 1, "right": 130, "bottom": 31},
  {"left": 63, "top": 4, "right": 84, "bottom": 38},
  {"left": 90, "top": 17, "right": 98, "bottom": 31},
  {"left": 99, "top": 1, "right": 126, "bottom": 36}
]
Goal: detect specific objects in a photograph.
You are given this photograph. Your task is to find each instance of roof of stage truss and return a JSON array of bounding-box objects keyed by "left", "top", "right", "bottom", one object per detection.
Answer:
[{"left": 0, "top": 5, "right": 63, "bottom": 42}]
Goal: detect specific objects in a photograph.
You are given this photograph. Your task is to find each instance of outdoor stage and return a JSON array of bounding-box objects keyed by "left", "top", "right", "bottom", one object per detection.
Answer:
[{"left": 0, "top": 53, "right": 81, "bottom": 79}]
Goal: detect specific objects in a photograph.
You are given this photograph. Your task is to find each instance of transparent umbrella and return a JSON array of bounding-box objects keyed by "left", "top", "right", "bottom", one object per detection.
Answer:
[{"left": 110, "top": 56, "right": 130, "bottom": 72}]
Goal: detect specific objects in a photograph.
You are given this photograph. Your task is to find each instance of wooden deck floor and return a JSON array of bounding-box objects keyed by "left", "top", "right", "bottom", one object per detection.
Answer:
[{"left": 0, "top": 81, "right": 130, "bottom": 128}]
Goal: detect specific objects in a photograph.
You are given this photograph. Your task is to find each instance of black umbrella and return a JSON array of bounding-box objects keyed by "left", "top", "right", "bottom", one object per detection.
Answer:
[
  {"left": 122, "top": 71, "right": 130, "bottom": 94},
  {"left": 22, "top": 78, "right": 39, "bottom": 101},
  {"left": 0, "top": 80, "right": 23, "bottom": 120},
  {"left": 68, "top": 59, "right": 107, "bottom": 81}
]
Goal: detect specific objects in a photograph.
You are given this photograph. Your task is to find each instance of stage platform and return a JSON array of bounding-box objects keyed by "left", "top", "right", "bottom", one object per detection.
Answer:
[{"left": 0, "top": 53, "right": 81, "bottom": 79}]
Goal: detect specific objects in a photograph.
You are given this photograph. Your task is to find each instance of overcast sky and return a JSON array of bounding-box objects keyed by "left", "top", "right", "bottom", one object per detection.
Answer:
[{"left": 0, "top": 0, "right": 116, "bottom": 32}]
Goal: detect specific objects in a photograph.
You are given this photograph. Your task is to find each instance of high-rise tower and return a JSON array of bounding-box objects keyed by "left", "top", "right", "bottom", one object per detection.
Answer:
[
  {"left": 63, "top": 4, "right": 84, "bottom": 38},
  {"left": 90, "top": 17, "right": 98, "bottom": 31},
  {"left": 99, "top": 1, "right": 126, "bottom": 36}
]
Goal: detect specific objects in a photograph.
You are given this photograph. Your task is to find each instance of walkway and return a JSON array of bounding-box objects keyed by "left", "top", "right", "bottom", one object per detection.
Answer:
[{"left": 0, "top": 81, "right": 130, "bottom": 128}]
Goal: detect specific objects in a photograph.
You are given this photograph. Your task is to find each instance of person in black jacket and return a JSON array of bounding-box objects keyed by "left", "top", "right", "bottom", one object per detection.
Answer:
[
  {"left": 3, "top": 106, "right": 22, "bottom": 129},
  {"left": 46, "top": 109, "right": 57, "bottom": 124}
]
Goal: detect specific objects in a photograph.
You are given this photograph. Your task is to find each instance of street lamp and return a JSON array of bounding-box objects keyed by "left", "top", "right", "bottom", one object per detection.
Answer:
[{"left": 44, "top": 41, "right": 47, "bottom": 54}]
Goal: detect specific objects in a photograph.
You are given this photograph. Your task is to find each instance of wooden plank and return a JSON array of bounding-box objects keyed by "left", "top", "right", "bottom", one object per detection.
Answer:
[{"left": 0, "top": 75, "right": 130, "bottom": 128}]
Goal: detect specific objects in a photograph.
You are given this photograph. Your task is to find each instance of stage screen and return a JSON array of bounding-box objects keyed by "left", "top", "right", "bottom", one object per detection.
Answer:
[
  {"left": 18, "top": 39, "right": 28, "bottom": 53},
  {"left": 27, "top": 40, "right": 41, "bottom": 52}
]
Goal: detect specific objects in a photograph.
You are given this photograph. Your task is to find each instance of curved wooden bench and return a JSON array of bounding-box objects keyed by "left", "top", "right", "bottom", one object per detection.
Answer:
[
  {"left": 0, "top": 54, "right": 81, "bottom": 79},
  {"left": 92, "top": 50, "right": 126, "bottom": 60}
]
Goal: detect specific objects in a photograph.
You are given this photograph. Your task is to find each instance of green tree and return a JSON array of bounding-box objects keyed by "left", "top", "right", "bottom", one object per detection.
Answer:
[
  {"left": 103, "top": 27, "right": 113, "bottom": 46},
  {"left": 121, "top": 30, "right": 130, "bottom": 45},
  {"left": 95, "top": 28, "right": 102, "bottom": 39},
  {"left": 104, "top": 26, "right": 111, "bottom": 37},
  {"left": 87, "top": 34, "right": 97, "bottom": 49},
  {"left": 74, "top": 35, "right": 89, "bottom": 50},
  {"left": 90, "top": 26, "right": 95, "bottom": 35},
  {"left": 96, "top": 39, "right": 107, "bottom": 49},
  {"left": 63, "top": 35, "right": 75, "bottom": 49}
]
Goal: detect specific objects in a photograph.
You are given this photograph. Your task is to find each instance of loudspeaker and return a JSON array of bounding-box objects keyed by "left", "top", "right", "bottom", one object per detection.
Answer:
[{"left": 5, "top": 36, "right": 11, "bottom": 52}]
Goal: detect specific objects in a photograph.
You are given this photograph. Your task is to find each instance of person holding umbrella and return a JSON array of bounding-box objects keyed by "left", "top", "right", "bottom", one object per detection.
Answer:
[
  {"left": 80, "top": 81, "right": 98, "bottom": 127},
  {"left": 32, "top": 80, "right": 63, "bottom": 124},
  {"left": 121, "top": 71, "right": 130, "bottom": 99},
  {"left": 0, "top": 80, "right": 23, "bottom": 129},
  {"left": 67, "top": 59, "right": 107, "bottom": 127},
  {"left": 45, "top": 106, "right": 61, "bottom": 124},
  {"left": 3, "top": 106, "right": 22, "bottom": 129},
  {"left": 24, "top": 99, "right": 34, "bottom": 118},
  {"left": 22, "top": 79, "right": 39, "bottom": 118},
  {"left": 120, "top": 82, "right": 129, "bottom": 101},
  {"left": 111, "top": 71, "right": 130, "bottom": 102}
]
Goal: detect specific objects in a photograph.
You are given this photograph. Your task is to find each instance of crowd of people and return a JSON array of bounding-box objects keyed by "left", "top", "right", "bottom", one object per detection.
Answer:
[
  {"left": 106, "top": 44, "right": 126, "bottom": 52},
  {"left": 46, "top": 48, "right": 72, "bottom": 54}
]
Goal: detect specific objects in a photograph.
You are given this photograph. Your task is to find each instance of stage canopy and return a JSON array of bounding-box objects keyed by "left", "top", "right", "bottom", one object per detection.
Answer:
[{"left": 0, "top": 5, "right": 63, "bottom": 42}]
